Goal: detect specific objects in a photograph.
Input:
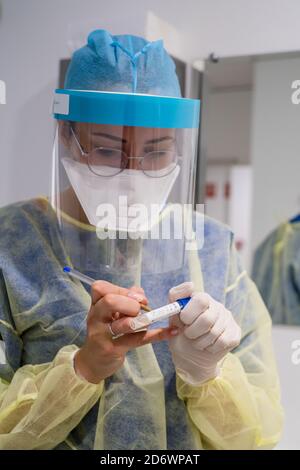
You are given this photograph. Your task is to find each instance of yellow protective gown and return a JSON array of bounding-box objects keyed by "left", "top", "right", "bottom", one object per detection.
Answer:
[
  {"left": 252, "top": 219, "right": 300, "bottom": 325},
  {"left": 0, "top": 199, "right": 283, "bottom": 449}
]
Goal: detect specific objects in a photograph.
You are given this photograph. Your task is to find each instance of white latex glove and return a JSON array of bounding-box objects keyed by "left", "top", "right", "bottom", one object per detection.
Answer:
[{"left": 168, "top": 282, "right": 241, "bottom": 386}]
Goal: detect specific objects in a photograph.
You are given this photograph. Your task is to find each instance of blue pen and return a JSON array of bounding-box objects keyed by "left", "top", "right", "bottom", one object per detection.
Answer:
[
  {"left": 63, "top": 266, "right": 96, "bottom": 286},
  {"left": 63, "top": 265, "right": 153, "bottom": 312}
]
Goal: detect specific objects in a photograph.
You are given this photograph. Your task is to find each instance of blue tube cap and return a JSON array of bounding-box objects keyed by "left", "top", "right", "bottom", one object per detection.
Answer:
[{"left": 177, "top": 297, "right": 191, "bottom": 309}]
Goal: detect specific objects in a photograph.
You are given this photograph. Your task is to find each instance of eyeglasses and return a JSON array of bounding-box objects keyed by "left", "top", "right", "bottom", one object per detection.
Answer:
[{"left": 70, "top": 126, "right": 179, "bottom": 178}]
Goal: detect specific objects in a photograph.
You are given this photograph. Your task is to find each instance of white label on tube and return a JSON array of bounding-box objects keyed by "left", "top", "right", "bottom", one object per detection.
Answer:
[
  {"left": 147, "top": 302, "right": 181, "bottom": 322},
  {"left": 131, "top": 301, "right": 181, "bottom": 331}
]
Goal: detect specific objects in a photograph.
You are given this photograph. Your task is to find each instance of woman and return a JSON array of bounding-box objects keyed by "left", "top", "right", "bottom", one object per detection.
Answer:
[{"left": 0, "top": 29, "right": 283, "bottom": 450}]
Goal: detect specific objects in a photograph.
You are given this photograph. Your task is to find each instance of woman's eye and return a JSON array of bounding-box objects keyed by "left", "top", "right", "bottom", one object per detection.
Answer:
[
  {"left": 94, "top": 148, "right": 121, "bottom": 158},
  {"left": 99, "top": 149, "right": 115, "bottom": 157}
]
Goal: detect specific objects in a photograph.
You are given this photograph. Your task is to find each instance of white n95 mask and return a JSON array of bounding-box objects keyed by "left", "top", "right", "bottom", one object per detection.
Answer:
[{"left": 61, "top": 158, "right": 180, "bottom": 233}]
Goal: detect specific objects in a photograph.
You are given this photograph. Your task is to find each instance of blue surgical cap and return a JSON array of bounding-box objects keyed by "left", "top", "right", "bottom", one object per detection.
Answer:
[{"left": 64, "top": 29, "right": 181, "bottom": 97}]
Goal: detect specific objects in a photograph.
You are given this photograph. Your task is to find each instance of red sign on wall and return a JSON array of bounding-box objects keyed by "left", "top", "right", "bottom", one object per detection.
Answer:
[{"left": 206, "top": 182, "right": 216, "bottom": 198}]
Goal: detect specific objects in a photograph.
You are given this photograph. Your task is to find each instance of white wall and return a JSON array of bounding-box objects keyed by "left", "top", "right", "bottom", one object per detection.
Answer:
[
  {"left": 205, "top": 164, "right": 230, "bottom": 223},
  {"left": 206, "top": 89, "right": 252, "bottom": 164},
  {"left": 272, "top": 326, "right": 300, "bottom": 450},
  {"left": 181, "top": 0, "right": 300, "bottom": 60},
  {"left": 204, "top": 88, "right": 253, "bottom": 269},
  {"left": 250, "top": 56, "right": 300, "bottom": 251},
  {"left": 228, "top": 165, "right": 253, "bottom": 270}
]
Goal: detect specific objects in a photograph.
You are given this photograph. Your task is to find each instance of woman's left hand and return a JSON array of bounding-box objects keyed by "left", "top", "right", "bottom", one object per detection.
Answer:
[{"left": 168, "top": 282, "right": 242, "bottom": 385}]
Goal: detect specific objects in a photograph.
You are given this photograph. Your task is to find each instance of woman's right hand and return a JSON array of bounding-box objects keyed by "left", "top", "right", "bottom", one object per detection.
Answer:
[{"left": 74, "top": 281, "right": 179, "bottom": 383}]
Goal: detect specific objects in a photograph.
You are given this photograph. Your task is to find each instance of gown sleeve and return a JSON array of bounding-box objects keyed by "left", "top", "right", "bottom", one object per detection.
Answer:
[
  {"left": 0, "top": 343, "right": 103, "bottom": 450},
  {"left": 176, "top": 242, "right": 284, "bottom": 450}
]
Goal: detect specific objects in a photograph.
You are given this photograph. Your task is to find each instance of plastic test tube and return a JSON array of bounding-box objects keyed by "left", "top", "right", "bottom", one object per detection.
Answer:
[{"left": 130, "top": 297, "right": 191, "bottom": 331}]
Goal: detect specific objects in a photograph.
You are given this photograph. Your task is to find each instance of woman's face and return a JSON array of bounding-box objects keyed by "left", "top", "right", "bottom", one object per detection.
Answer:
[
  {"left": 67, "top": 122, "right": 177, "bottom": 172},
  {"left": 58, "top": 121, "right": 179, "bottom": 222}
]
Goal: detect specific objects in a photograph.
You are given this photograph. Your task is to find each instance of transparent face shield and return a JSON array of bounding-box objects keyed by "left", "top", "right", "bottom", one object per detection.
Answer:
[{"left": 50, "top": 90, "right": 200, "bottom": 285}]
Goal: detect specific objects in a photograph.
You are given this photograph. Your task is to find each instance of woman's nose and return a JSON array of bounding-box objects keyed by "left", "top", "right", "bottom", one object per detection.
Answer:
[
  {"left": 126, "top": 158, "right": 140, "bottom": 170},
  {"left": 126, "top": 143, "right": 142, "bottom": 170}
]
